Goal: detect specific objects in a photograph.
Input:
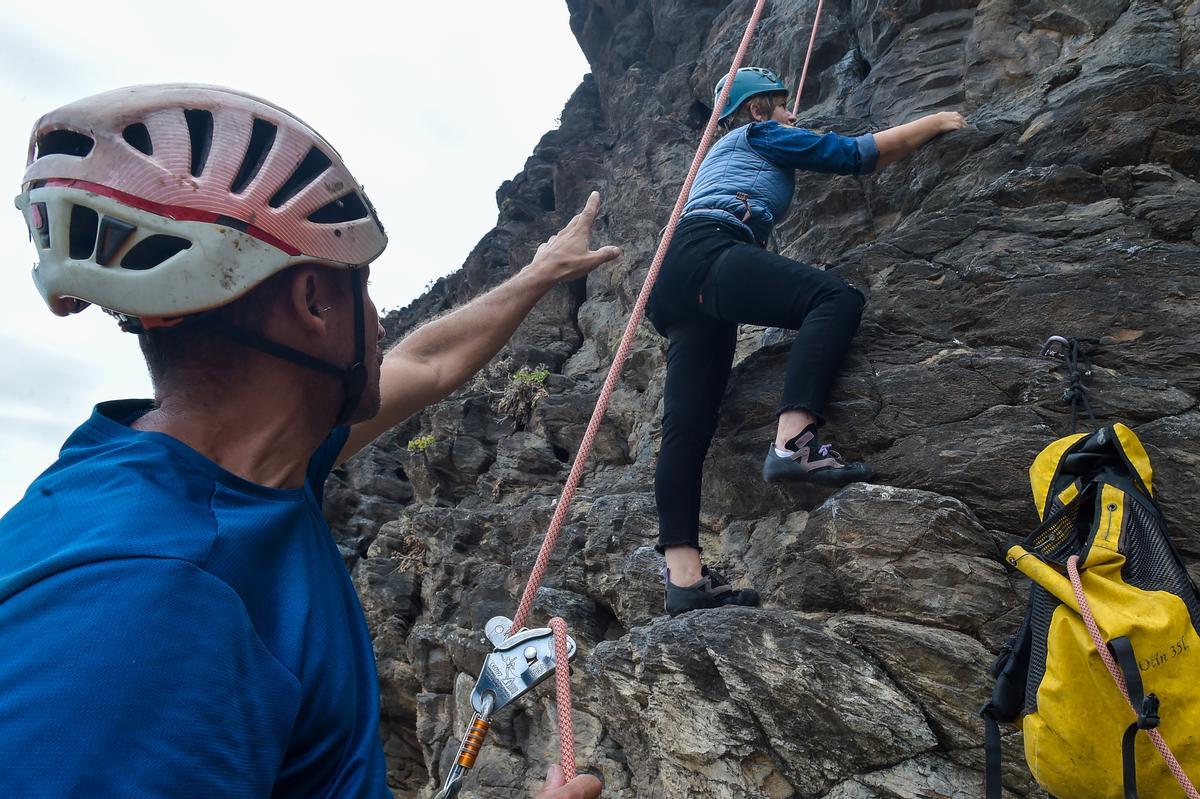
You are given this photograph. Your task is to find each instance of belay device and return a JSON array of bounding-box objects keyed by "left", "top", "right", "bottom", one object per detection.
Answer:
[{"left": 434, "top": 616, "right": 576, "bottom": 799}]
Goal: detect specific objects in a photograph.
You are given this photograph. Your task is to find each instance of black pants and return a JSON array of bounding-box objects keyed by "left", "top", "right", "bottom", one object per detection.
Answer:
[{"left": 647, "top": 217, "right": 865, "bottom": 551}]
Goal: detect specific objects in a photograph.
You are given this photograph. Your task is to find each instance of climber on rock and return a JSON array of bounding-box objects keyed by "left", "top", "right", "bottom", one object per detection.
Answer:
[
  {"left": 648, "top": 66, "right": 965, "bottom": 616},
  {"left": 0, "top": 85, "right": 616, "bottom": 799}
]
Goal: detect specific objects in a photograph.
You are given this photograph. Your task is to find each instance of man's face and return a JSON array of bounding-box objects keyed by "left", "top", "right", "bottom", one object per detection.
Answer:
[{"left": 345, "top": 265, "right": 385, "bottom": 425}]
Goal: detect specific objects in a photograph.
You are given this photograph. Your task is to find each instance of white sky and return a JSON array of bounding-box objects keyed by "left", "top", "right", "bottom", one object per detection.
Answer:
[{"left": 0, "top": 2, "right": 589, "bottom": 512}]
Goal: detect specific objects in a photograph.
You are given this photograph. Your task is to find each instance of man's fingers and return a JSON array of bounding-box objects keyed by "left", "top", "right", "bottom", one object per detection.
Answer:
[
  {"left": 578, "top": 191, "right": 601, "bottom": 227},
  {"left": 566, "top": 248, "right": 622, "bottom": 276},
  {"left": 561, "top": 191, "right": 601, "bottom": 237},
  {"left": 561, "top": 775, "right": 603, "bottom": 799},
  {"left": 535, "top": 193, "right": 616, "bottom": 279},
  {"left": 535, "top": 764, "right": 566, "bottom": 797},
  {"left": 588, "top": 246, "right": 622, "bottom": 266}
]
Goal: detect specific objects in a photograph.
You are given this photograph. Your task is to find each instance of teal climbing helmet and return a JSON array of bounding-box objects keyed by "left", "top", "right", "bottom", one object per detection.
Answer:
[{"left": 714, "top": 67, "right": 788, "bottom": 121}]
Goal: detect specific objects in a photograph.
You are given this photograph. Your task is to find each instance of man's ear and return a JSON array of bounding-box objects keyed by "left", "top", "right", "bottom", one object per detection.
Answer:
[{"left": 282, "top": 265, "right": 330, "bottom": 334}]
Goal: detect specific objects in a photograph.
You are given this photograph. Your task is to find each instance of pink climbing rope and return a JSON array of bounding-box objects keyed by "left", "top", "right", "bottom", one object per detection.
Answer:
[
  {"left": 1066, "top": 556, "right": 1200, "bottom": 797},
  {"left": 509, "top": 0, "right": 769, "bottom": 633},
  {"left": 790, "top": 0, "right": 826, "bottom": 117},
  {"left": 549, "top": 617, "right": 576, "bottom": 780},
  {"left": 502, "top": 0, "right": 770, "bottom": 780}
]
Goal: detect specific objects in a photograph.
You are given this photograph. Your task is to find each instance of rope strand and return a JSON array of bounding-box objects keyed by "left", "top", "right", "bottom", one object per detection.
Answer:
[
  {"left": 790, "top": 0, "right": 826, "bottom": 117},
  {"left": 549, "top": 618, "right": 575, "bottom": 780},
  {"left": 499, "top": 0, "right": 771, "bottom": 782}
]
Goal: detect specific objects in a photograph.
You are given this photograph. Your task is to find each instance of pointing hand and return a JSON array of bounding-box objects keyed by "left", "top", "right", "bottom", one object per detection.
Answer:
[{"left": 528, "top": 191, "right": 622, "bottom": 283}]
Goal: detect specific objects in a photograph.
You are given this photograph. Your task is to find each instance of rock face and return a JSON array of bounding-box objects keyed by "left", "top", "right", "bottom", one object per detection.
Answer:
[{"left": 324, "top": 1, "right": 1200, "bottom": 796}]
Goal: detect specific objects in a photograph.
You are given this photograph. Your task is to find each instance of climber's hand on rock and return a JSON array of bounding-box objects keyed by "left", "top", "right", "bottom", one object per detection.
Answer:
[
  {"left": 874, "top": 111, "right": 967, "bottom": 169},
  {"left": 535, "top": 764, "right": 602, "bottom": 799},
  {"left": 933, "top": 111, "right": 967, "bottom": 133},
  {"left": 527, "top": 191, "right": 622, "bottom": 285}
]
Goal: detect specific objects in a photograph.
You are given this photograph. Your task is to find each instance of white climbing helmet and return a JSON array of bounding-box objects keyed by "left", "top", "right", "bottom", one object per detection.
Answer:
[{"left": 14, "top": 83, "right": 388, "bottom": 328}]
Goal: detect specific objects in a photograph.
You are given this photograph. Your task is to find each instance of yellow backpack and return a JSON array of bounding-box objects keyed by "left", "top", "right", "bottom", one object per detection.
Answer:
[{"left": 981, "top": 424, "right": 1200, "bottom": 798}]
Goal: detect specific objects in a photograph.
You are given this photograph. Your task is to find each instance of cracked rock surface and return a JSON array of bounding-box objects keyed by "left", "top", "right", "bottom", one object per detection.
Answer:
[{"left": 325, "top": 1, "right": 1200, "bottom": 796}]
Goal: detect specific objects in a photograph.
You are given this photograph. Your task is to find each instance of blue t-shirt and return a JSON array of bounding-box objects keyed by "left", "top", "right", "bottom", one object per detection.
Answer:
[{"left": 0, "top": 400, "right": 390, "bottom": 798}]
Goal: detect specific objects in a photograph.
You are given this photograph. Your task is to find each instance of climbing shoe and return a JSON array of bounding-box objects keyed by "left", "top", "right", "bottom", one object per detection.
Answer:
[
  {"left": 762, "top": 425, "right": 874, "bottom": 486},
  {"left": 665, "top": 566, "right": 760, "bottom": 617}
]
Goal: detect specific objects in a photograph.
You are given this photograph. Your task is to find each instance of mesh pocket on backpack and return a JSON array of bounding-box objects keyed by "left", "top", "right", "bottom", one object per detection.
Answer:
[
  {"left": 1024, "top": 582, "right": 1061, "bottom": 714},
  {"left": 1025, "top": 486, "right": 1095, "bottom": 565},
  {"left": 1122, "top": 496, "right": 1200, "bottom": 631}
]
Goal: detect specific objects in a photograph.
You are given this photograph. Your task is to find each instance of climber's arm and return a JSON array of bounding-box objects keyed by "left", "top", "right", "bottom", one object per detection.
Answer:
[
  {"left": 749, "top": 123, "right": 880, "bottom": 175},
  {"left": 872, "top": 111, "right": 966, "bottom": 170},
  {"left": 336, "top": 192, "right": 621, "bottom": 465}
]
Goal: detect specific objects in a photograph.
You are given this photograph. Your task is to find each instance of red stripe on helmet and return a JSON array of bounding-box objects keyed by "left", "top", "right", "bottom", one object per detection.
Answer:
[{"left": 43, "top": 178, "right": 302, "bottom": 256}]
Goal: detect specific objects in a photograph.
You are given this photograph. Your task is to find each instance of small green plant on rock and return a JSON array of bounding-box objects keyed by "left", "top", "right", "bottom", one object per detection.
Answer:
[
  {"left": 406, "top": 434, "right": 435, "bottom": 453},
  {"left": 512, "top": 367, "right": 551, "bottom": 385},
  {"left": 499, "top": 364, "right": 551, "bottom": 429}
]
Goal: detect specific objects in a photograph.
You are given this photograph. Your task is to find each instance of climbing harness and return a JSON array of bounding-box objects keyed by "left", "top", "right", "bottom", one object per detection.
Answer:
[
  {"left": 433, "top": 617, "right": 578, "bottom": 799},
  {"left": 434, "top": 0, "right": 772, "bottom": 792},
  {"left": 735, "top": 191, "right": 753, "bottom": 222},
  {"left": 790, "top": 0, "right": 826, "bottom": 117},
  {"left": 1041, "top": 335, "right": 1098, "bottom": 433}
]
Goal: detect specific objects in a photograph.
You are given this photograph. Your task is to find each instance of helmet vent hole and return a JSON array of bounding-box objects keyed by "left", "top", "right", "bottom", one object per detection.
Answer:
[
  {"left": 269, "top": 146, "right": 332, "bottom": 208},
  {"left": 307, "top": 191, "right": 369, "bottom": 224},
  {"left": 36, "top": 129, "right": 95, "bottom": 159},
  {"left": 96, "top": 216, "right": 137, "bottom": 266},
  {"left": 29, "top": 202, "right": 51, "bottom": 248},
  {"left": 184, "top": 109, "right": 214, "bottom": 177},
  {"left": 69, "top": 205, "right": 99, "bottom": 260},
  {"left": 122, "top": 124, "right": 153, "bottom": 156},
  {"left": 230, "top": 118, "right": 277, "bottom": 194},
  {"left": 214, "top": 214, "right": 249, "bottom": 232},
  {"left": 120, "top": 235, "right": 192, "bottom": 270}
]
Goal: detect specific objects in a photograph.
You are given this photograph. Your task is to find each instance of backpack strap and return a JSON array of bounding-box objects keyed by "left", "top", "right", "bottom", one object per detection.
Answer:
[
  {"left": 979, "top": 611, "right": 1033, "bottom": 799},
  {"left": 980, "top": 705, "right": 1005, "bottom": 799},
  {"left": 1108, "top": 636, "right": 1162, "bottom": 799}
]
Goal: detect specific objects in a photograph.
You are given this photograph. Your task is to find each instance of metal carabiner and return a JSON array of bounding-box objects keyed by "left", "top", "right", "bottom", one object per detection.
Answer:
[
  {"left": 432, "top": 694, "right": 495, "bottom": 799},
  {"left": 1041, "top": 335, "right": 1071, "bottom": 358},
  {"left": 433, "top": 616, "right": 577, "bottom": 799}
]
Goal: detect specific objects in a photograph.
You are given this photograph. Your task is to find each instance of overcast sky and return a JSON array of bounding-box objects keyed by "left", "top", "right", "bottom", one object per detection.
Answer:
[{"left": 0, "top": 2, "right": 590, "bottom": 512}]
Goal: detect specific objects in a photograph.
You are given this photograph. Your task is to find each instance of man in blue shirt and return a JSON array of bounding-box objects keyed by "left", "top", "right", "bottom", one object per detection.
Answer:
[{"left": 1, "top": 85, "right": 614, "bottom": 798}]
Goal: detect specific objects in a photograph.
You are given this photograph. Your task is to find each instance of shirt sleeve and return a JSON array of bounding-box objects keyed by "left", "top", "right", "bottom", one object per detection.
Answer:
[
  {"left": 0, "top": 558, "right": 300, "bottom": 798},
  {"left": 746, "top": 121, "right": 879, "bottom": 176}
]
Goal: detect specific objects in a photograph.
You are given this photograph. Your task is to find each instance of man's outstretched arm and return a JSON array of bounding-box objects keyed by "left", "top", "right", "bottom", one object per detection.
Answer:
[{"left": 338, "top": 192, "right": 621, "bottom": 465}]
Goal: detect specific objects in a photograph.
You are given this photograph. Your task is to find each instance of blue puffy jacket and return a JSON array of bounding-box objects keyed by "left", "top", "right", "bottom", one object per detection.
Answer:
[{"left": 683, "top": 121, "right": 879, "bottom": 245}]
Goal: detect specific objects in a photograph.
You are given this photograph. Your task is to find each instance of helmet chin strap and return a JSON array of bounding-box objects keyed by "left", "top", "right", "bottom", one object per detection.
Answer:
[{"left": 210, "top": 268, "right": 367, "bottom": 428}]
